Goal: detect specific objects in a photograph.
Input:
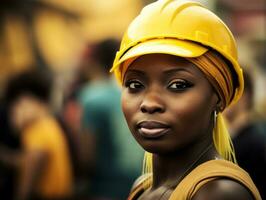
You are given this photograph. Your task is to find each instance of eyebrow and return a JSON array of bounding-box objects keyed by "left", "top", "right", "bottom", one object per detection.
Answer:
[
  {"left": 162, "top": 68, "right": 193, "bottom": 75},
  {"left": 123, "top": 69, "right": 145, "bottom": 84}
]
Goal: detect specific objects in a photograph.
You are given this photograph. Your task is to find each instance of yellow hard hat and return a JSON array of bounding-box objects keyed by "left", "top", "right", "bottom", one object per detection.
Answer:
[{"left": 110, "top": 0, "right": 243, "bottom": 105}]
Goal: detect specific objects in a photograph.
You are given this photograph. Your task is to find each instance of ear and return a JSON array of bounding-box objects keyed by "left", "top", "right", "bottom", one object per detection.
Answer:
[
  {"left": 216, "top": 97, "right": 224, "bottom": 112},
  {"left": 212, "top": 91, "right": 223, "bottom": 112}
]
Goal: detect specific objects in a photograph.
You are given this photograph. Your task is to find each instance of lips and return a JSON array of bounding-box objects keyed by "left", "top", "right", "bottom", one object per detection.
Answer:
[{"left": 137, "top": 121, "right": 170, "bottom": 139}]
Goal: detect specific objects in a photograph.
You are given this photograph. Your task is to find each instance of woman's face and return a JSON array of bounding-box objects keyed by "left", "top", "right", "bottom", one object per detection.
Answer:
[{"left": 121, "top": 54, "right": 218, "bottom": 154}]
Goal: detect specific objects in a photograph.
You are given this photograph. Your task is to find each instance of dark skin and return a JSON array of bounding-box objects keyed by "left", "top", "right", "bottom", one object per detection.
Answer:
[{"left": 121, "top": 54, "right": 254, "bottom": 200}]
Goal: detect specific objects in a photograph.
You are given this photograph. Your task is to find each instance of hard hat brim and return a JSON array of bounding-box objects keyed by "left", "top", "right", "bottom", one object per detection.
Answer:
[{"left": 110, "top": 38, "right": 208, "bottom": 72}]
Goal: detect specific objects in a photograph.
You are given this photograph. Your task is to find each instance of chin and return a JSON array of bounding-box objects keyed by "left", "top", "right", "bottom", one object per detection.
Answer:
[{"left": 139, "top": 140, "right": 178, "bottom": 154}]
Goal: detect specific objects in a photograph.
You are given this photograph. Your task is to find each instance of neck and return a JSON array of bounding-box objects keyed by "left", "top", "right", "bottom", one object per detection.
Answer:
[{"left": 151, "top": 134, "right": 218, "bottom": 189}]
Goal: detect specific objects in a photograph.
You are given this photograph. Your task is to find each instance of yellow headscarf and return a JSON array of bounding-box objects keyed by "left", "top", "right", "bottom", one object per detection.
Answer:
[{"left": 188, "top": 51, "right": 236, "bottom": 161}]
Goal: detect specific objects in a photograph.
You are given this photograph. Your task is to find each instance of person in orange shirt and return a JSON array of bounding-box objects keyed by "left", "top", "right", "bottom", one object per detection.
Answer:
[{"left": 4, "top": 69, "right": 73, "bottom": 200}]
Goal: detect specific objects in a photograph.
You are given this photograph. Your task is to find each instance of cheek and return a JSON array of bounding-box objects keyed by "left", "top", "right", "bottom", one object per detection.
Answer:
[
  {"left": 169, "top": 91, "right": 215, "bottom": 135},
  {"left": 121, "top": 92, "right": 142, "bottom": 143},
  {"left": 121, "top": 91, "right": 136, "bottom": 126}
]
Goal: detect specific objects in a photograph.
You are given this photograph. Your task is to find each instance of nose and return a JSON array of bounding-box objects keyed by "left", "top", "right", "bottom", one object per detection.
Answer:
[{"left": 140, "top": 91, "right": 165, "bottom": 114}]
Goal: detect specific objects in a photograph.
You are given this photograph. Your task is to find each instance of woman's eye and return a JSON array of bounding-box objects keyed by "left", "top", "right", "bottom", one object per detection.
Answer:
[
  {"left": 168, "top": 80, "right": 193, "bottom": 91},
  {"left": 125, "top": 80, "right": 144, "bottom": 91}
]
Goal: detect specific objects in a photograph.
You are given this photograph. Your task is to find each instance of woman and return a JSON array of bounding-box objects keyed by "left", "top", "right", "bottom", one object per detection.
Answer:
[{"left": 110, "top": 0, "right": 262, "bottom": 199}]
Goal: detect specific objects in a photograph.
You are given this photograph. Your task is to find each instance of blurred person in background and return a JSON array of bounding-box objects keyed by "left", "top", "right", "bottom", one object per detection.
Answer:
[
  {"left": 224, "top": 71, "right": 266, "bottom": 199},
  {"left": 77, "top": 38, "right": 143, "bottom": 200},
  {"left": 0, "top": 69, "right": 74, "bottom": 200}
]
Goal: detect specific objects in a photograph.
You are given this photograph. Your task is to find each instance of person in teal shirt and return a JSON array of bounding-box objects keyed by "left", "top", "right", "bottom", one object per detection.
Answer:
[{"left": 78, "top": 39, "right": 144, "bottom": 200}]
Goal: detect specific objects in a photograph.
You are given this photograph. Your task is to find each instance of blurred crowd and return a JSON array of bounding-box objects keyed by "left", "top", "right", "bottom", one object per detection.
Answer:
[{"left": 0, "top": 0, "right": 265, "bottom": 200}]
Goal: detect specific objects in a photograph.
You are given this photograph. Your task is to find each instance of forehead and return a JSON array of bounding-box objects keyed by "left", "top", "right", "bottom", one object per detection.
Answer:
[{"left": 125, "top": 54, "right": 206, "bottom": 79}]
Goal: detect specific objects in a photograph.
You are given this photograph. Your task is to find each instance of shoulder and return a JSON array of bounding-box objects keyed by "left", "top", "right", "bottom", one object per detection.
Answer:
[
  {"left": 169, "top": 160, "right": 260, "bottom": 200},
  {"left": 191, "top": 178, "right": 254, "bottom": 200}
]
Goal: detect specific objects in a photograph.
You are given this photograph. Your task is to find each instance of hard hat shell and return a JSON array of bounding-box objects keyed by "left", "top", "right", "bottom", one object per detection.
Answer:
[{"left": 111, "top": 0, "right": 244, "bottom": 105}]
